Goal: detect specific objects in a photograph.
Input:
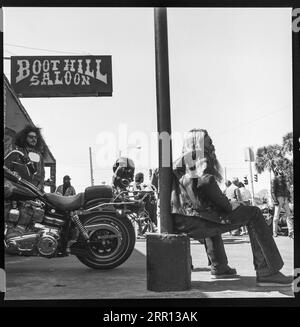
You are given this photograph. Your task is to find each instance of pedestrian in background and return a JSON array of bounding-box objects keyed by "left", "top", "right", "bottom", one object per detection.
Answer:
[
  {"left": 132, "top": 172, "right": 147, "bottom": 191},
  {"left": 238, "top": 182, "right": 251, "bottom": 205},
  {"left": 223, "top": 177, "right": 242, "bottom": 236},
  {"left": 271, "top": 168, "right": 294, "bottom": 238},
  {"left": 56, "top": 175, "right": 76, "bottom": 196},
  {"left": 238, "top": 182, "right": 251, "bottom": 235},
  {"left": 132, "top": 172, "right": 158, "bottom": 227}
]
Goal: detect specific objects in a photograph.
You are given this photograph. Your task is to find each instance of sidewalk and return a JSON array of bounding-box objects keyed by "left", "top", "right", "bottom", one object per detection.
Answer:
[{"left": 4, "top": 234, "right": 294, "bottom": 300}]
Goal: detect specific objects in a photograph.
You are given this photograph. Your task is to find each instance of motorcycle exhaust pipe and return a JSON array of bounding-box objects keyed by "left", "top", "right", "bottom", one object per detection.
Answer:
[
  {"left": 5, "top": 233, "right": 38, "bottom": 252},
  {"left": 5, "top": 233, "right": 38, "bottom": 242}
]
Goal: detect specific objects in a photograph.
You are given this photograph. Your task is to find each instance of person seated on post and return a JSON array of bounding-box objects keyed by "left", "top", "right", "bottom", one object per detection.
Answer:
[{"left": 171, "top": 128, "right": 292, "bottom": 285}]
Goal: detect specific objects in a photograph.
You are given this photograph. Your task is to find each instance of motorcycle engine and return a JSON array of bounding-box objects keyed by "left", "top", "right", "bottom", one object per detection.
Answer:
[
  {"left": 36, "top": 228, "right": 60, "bottom": 257},
  {"left": 5, "top": 226, "right": 61, "bottom": 257},
  {"left": 5, "top": 199, "right": 61, "bottom": 257}
]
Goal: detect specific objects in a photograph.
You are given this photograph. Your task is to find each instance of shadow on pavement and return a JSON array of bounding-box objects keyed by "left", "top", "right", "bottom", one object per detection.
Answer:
[
  {"left": 192, "top": 276, "right": 294, "bottom": 297},
  {"left": 191, "top": 237, "right": 250, "bottom": 246}
]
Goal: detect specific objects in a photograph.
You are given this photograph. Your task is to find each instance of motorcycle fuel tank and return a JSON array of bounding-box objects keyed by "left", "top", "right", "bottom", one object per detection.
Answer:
[{"left": 4, "top": 179, "right": 37, "bottom": 201}]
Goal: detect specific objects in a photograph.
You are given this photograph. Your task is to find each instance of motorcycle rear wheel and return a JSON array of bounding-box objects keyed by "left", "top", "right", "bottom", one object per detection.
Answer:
[{"left": 76, "top": 213, "right": 135, "bottom": 269}]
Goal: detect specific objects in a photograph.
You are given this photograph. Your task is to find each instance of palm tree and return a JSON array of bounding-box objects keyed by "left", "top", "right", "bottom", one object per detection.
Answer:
[
  {"left": 255, "top": 142, "right": 293, "bottom": 186},
  {"left": 282, "top": 132, "right": 293, "bottom": 155},
  {"left": 255, "top": 144, "right": 283, "bottom": 175},
  {"left": 282, "top": 132, "right": 293, "bottom": 185}
]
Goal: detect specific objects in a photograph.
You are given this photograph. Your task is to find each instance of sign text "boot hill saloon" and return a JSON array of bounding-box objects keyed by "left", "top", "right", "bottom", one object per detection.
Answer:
[{"left": 11, "top": 56, "right": 113, "bottom": 97}]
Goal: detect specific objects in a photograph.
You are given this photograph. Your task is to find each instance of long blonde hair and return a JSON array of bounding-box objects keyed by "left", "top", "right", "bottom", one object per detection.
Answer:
[{"left": 182, "top": 129, "right": 223, "bottom": 183}]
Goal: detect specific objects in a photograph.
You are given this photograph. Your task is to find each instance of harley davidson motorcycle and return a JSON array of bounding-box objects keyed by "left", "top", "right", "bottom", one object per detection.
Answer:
[{"left": 4, "top": 150, "right": 141, "bottom": 270}]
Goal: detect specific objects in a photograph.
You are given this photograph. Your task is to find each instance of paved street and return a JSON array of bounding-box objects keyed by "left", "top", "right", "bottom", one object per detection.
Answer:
[{"left": 4, "top": 234, "right": 294, "bottom": 300}]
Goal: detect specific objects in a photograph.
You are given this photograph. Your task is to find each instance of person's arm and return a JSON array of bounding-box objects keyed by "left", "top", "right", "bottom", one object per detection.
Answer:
[
  {"left": 197, "top": 174, "right": 232, "bottom": 214},
  {"left": 71, "top": 186, "right": 76, "bottom": 195},
  {"left": 55, "top": 185, "right": 63, "bottom": 195}
]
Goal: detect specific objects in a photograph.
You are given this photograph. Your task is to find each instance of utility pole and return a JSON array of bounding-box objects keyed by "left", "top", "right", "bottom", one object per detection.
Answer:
[
  {"left": 89, "top": 146, "right": 94, "bottom": 186},
  {"left": 147, "top": 7, "right": 191, "bottom": 293},
  {"left": 248, "top": 161, "right": 255, "bottom": 205},
  {"left": 154, "top": 7, "right": 173, "bottom": 234},
  {"left": 244, "top": 147, "right": 255, "bottom": 205}
]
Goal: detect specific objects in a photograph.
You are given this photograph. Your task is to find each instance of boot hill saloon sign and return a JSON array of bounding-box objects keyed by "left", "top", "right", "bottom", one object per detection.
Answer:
[{"left": 11, "top": 56, "right": 112, "bottom": 97}]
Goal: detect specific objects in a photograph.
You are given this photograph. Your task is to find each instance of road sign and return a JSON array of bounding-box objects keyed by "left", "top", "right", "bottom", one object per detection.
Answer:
[{"left": 244, "top": 147, "right": 255, "bottom": 162}]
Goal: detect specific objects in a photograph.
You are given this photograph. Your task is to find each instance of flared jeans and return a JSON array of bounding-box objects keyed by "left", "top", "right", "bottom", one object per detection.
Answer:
[{"left": 174, "top": 205, "right": 284, "bottom": 277}]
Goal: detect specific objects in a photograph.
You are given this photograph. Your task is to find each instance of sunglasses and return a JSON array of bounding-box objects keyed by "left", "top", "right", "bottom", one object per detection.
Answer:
[{"left": 27, "top": 134, "right": 37, "bottom": 139}]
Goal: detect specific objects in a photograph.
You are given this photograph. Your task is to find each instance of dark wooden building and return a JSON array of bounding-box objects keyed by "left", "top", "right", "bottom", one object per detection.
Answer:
[{"left": 4, "top": 74, "right": 56, "bottom": 192}]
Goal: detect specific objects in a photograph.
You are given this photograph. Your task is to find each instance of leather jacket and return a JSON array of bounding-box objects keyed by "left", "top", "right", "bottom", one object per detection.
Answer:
[
  {"left": 171, "top": 157, "right": 232, "bottom": 224},
  {"left": 271, "top": 175, "right": 290, "bottom": 202},
  {"left": 4, "top": 146, "right": 45, "bottom": 191}
]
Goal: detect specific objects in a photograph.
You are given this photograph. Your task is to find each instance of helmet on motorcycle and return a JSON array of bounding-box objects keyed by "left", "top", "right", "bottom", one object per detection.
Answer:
[{"left": 113, "top": 157, "right": 135, "bottom": 171}]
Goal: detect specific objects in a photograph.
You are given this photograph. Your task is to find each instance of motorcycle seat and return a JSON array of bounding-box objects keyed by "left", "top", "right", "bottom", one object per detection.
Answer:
[{"left": 44, "top": 193, "right": 85, "bottom": 211}]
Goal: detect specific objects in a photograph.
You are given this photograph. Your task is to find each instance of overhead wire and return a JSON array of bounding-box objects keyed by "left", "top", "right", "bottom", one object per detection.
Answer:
[
  {"left": 4, "top": 42, "right": 92, "bottom": 55},
  {"left": 214, "top": 104, "right": 290, "bottom": 137}
]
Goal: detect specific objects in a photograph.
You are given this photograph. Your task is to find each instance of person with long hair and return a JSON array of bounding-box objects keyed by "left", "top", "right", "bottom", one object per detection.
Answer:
[
  {"left": 171, "top": 129, "right": 292, "bottom": 286},
  {"left": 5, "top": 124, "right": 45, "bottom": 191},
  {"left": 4, "top": 125, "right": 46, "bottom": 239}
]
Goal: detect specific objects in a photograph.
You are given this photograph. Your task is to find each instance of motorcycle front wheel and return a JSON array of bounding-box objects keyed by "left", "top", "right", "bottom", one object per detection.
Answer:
[{"left": 76, "top": 213, "right": 136, "bottom": 269}]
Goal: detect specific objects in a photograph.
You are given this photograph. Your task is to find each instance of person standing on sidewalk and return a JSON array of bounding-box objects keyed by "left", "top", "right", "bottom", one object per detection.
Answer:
[
  {"left": 223, "top": 177, "right": 243, "bottom": 236},
  {"left": 238, "top": 182, "right": 252, "bottom": 205},
  {"left": 132, "top": 172, "right": 147, "bottom": 191},
  {"left": 55, "top": 175, "right": 76, "bottom": 196},
  {"left": 238, "top": 182, "right": 252, "bottom": 235},
  {"left": 171, "top": 128, "right": 292, "bottom": 286},
  {"left": 271, "top": 168, "right": 294, "bottom": 239}
]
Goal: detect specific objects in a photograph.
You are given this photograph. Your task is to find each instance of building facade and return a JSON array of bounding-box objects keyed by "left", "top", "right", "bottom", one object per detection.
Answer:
[{"left": 4, "top": 74, "right": 57, "bottom": 192}]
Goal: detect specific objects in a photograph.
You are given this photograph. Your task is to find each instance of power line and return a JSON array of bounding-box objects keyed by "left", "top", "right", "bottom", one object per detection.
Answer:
[
  {"left": 4, "top": 49, "right": 17, "bottom": 56},
  {"left": 4, "top": 43, "right": 92, "bottom": 55},
  {"left": 214, "top": 104, "right": 289, "bottom": 137}
]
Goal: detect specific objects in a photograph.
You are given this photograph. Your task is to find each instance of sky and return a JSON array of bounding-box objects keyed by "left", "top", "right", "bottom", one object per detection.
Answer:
[{"left": 3, "top": 7, "right": 293, "bottom": 195}]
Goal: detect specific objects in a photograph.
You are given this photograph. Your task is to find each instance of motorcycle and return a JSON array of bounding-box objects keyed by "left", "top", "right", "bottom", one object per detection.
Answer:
[
  {"left": 123, "top": 189, "right": 158, "bottom": 238},
  {"left": 4, "top": 150, "right": 141, "bottom": 270}
]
